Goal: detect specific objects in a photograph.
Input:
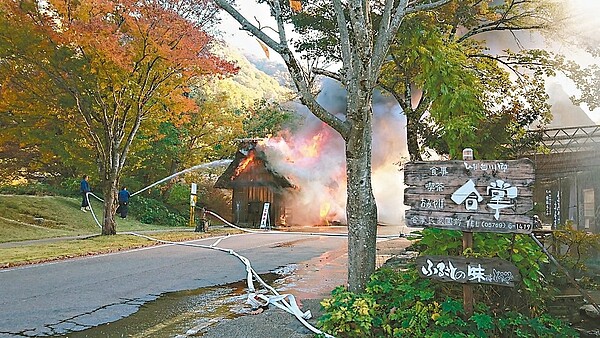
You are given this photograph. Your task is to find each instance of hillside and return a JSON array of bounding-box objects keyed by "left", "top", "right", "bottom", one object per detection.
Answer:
[
  {"left": 207, "top": 43, "right": 294, "bottom": 109},
  {"left": 0, "top": 195, "right": 177, "bottom": 243}
]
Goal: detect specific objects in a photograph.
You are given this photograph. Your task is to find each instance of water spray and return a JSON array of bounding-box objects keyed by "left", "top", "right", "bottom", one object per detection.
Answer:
[{"left": 131, "top": 159, "right": 232, "bottom": 197}]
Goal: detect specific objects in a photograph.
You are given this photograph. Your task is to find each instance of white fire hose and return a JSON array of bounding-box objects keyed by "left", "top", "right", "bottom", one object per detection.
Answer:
[{"left": 83, "top": 191, "right": 337, "bottom": 338}]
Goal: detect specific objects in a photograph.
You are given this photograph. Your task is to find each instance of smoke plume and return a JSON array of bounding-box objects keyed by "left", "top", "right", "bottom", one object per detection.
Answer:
[{"left": 261, "top": 78, "right": 409, "bottom": 227}]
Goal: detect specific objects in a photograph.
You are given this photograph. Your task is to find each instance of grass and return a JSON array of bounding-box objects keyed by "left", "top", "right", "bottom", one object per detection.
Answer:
[
  {"left": 0, "top": 194, "right": 200, "bottom": 243},
  {"left": 0, "top": 229, "right": 243, "bottom": 268},
  {"left": 0, "top": 194, "right": 244, "bottom": 268},
  {"left": 0, "top": 195, "right": 100, "bottom": 242}
]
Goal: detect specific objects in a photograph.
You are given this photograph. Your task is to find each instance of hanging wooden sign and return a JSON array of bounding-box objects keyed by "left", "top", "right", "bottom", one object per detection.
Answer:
[{"left": 416, "top": 255, "right": 521, "bottom": 287}]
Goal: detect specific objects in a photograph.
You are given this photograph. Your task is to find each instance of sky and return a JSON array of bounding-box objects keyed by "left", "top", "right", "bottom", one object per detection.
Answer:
[
  {"left": 217, "top": 1, "right": 283, "bottom": 62},
  {"left": 217, "top": 0, "right": 600, "bottom": 124}
]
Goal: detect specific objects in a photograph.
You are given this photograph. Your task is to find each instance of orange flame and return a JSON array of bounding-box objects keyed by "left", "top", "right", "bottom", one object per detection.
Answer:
[
  {"left": 319, "top": 202, "right": 331, "bottom": 224},
  {"left": 300, "top": 133, "right": 323, "bottom": 158},
  {"left": 232, "top": 151, "right": 255, "bottom": 179}
]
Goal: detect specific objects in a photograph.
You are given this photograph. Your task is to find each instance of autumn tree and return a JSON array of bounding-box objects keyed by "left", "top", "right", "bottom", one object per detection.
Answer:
[
  {"left": 0, "top": 109, "right": 87, "bottom": 183},
  {"left": 213, "top": 0, "right": 450, "bottom": 292},
  {"left": 0, "top": 0, "right": 236, "bottom": 234}
]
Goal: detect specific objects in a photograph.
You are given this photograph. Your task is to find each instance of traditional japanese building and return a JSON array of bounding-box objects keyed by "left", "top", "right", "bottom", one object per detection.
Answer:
[
  {"left": 531, "top": 125, "right": 600, "bottom": 233},
  {"left": 214, "top": 139, "right": 294, "bottom": 228}
]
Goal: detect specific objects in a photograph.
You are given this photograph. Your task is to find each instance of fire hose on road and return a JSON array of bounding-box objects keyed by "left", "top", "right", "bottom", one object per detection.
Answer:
[
  {"left": 81, "top": 158, "right": 407, "bottom": 338},
  {"left": 84, "top": 191, "right": 339, "bottom": 338}
]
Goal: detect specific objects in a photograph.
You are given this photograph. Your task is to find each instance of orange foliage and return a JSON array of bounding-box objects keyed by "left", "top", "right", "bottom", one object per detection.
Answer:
[
  {"left": 256, "top": 38, "right": 270, "bottom": 59},
  {"left": 1, "top": 0, "right": 238, "bottom": 125},
  {"left": 289, "top": 0, "right": 302, "bottom": 12}
]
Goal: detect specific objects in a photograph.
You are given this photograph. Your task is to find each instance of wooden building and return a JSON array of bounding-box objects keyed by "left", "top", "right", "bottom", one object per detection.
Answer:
[
  {"left": 531, "top": 125, "right": 600, "bottom": 233},
  {"left": 214, "top": 140, "right": 293, "bottom": 228}
]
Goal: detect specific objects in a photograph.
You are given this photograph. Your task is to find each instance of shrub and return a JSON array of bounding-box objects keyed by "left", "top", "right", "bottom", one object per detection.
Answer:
[
  {"left": 129, "top": 196, "right": 187, "bottom": 227},
  {"left": 318, "top": 268, "right": 579, "bottom": 338},
  {"left": 0, "top": 180, "right": 78, "bottom": 197},
  {"left": 552, "top": 222, "right": 600, "bottom": 278},
  {"left": 415, "top": 228, "right": 553, "bottom": 314}
]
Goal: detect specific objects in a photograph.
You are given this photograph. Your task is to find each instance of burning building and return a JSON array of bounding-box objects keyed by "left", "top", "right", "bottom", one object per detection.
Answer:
[{"left": 214, "top": 139, "right": 294, "bottom": 227}]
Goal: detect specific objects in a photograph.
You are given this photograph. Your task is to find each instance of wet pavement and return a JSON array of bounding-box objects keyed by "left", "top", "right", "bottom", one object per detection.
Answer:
[{"left": 1, "top": 223, "right": 412, "bottom": 338}]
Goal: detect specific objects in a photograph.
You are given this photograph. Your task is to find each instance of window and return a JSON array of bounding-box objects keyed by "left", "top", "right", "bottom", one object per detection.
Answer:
[{"left": 583, "top": 189, "right": 595, "bottom": 229}]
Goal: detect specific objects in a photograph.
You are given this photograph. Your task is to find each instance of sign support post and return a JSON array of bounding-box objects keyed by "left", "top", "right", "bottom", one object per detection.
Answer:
[
  {"left": 462, "top": 148, "right": 474, "bottom": 317},
  {"left": 189, "top": 183, "right": 197, "bottom": 228},
  {"left": 405, "top": 148, "right": 534, "bottom": 318}
]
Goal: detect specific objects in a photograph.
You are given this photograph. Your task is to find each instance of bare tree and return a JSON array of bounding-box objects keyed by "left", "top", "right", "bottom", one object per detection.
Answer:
[{"left": 213, "top": 0, "right": 449, "bottom": 292}]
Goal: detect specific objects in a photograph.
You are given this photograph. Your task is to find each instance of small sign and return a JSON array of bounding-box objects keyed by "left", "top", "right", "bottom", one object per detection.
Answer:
[
  {"left": 191, "top": 183, "right": 197, "bottom": 195},
  {"left": 404, "top": 159, "right": 535, "bottom": 233},
  {"left": 416, "top": 255, "right": 520, "bottom": 287},
  {"left": 260, "top": 202, "right": 270, "bottom": 229},
  {"left": 190, "top": 195, "right": 197, "bottom": 207}
]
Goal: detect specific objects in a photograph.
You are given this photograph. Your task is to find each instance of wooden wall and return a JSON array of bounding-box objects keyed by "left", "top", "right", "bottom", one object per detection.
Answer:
[{"left": 232, "top": 186, "right": 286, "bottom": 227}]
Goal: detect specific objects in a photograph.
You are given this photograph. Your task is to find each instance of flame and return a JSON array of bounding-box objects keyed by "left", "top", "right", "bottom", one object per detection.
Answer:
[
  {"left": 248, "top": 84, "right": 409, "bottom": 227},
  {"left": 319, "top": 202, "right": 331, "bottom": 224},
  {"left": 260, "top": 126, "right": 347, "bottom": 225},
  {"left": 232, "top": 151, "right": 255, "bottom": 179},
  {"left": 300, "top": 133, "right": 324, "bottom": 158}
]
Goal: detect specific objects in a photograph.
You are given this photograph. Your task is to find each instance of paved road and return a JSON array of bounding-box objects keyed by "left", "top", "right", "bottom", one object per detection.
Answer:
[{"left": 0, "top": 232, "right": 347, "bottom": 337}]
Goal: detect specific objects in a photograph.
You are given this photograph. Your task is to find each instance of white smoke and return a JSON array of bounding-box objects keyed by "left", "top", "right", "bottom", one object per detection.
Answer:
[{"left": 550, "top": 0, "right": 600, "bottom": 123}]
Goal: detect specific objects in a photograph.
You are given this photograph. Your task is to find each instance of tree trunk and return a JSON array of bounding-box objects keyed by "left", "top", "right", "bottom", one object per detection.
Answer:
[
  {"left": 345, "top": 97, "right": 378, "bottom": 293},
  {"left": 99, "top": 151, "right": 120, "bottom": 235},
  {"left": 405, "top": 110, "right": 423, "bottom": 161},
  {"left": 101, "top": 180, "right": 118, "bottom": 235}
]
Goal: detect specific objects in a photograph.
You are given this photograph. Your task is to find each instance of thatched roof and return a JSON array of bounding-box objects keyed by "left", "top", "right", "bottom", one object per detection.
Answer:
[{"left": 214, "top": 144, "right": 294, "bottom": 189}]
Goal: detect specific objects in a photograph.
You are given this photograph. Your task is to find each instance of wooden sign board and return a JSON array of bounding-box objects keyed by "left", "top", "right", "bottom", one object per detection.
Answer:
[
  {"left": 416, "top": 255, "right": 521, "bottom": 287},
  {"left": 404, "top": 159, "right": 535, "bottom": 234}
]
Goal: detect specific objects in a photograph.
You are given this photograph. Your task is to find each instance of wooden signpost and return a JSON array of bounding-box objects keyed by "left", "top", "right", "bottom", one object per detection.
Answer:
[{"left": 404, "top": 154, "right": 535, "bottom": 316}]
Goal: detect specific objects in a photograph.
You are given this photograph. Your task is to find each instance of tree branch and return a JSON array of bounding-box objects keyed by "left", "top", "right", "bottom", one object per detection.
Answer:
[
  {"left": 333, "top": 0, "right": 353, "bottom": 85},
  {"left": 313, "top": 67, "right": 342, "bottom": 82},
  {"left": 213, "top": 0, "right": 350, "bottom": 137}
]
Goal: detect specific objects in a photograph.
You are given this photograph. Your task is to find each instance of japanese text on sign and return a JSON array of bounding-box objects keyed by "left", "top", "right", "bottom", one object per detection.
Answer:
[
  {"left": 406, "top": 212, "right": 533, "bottom": 233},
  {"left": 416, "top": 256, "right": 520, "bottom": 287},
  {"left": 403, "top": 159, "right": 535, "bottom": 234}
]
